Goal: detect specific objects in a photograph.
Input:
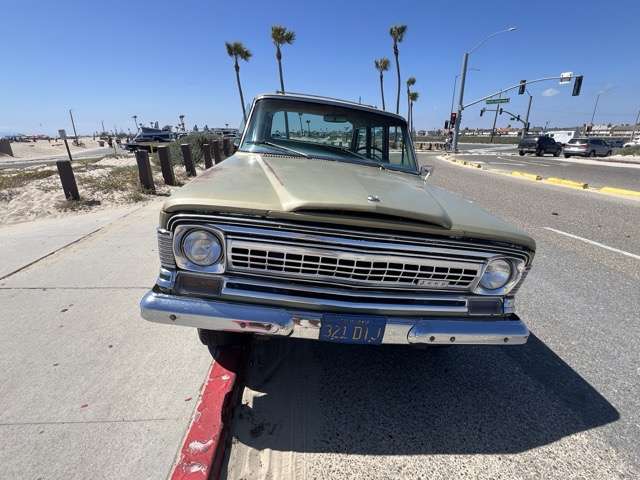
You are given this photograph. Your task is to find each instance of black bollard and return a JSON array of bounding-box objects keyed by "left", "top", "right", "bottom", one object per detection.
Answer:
[
  {"left": 222, "top": 138, "right": 232, "bottom": 158},
  {"left": 56, "top": 160, "right": 80, "bottom": 201},
  {"left": 157, "top": 145, "right": 176, "bottom": 186},
  {"left": 135, "top": 150, "right": 156, "bottom": 193},
  {"left": 181, "top": 143, "right": 197, "bottom": 177},
  {"left": 202, "top": 143, "right": 213, "bottom": 169},
  {"left": 212, "top": 140, "right": 223, "bottom": 164}
]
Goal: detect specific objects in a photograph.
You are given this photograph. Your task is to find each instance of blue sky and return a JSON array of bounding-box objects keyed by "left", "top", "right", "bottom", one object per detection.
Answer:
[{"left": 2, "top": 0, "right": 639, "bottom": 135}]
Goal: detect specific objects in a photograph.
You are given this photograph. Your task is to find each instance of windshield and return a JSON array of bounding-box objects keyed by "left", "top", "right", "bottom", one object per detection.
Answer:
[{"left": 240, "top": 98, "right": 417, "bottom": 172}]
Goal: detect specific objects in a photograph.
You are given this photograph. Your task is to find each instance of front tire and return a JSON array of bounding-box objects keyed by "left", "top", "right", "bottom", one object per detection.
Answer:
[
  {"left": 553, "top": 150, "right": 560, "bottom": 157},
  {"left": 564, "top": 154, "right": 571, "bottom": 158},
  {"left": 519, "top": 150, "right": 525, "bottom": 156},
  {"left": 589, "top": 150, "right": 596, "bottom": 157},
  {"left": 536, "top": 149, "right": 544, "bottom": 157},
  {"left": 198, "top": 329, "right": 248, "bottom": 356},
  {"left": 606, "top": 150, "right": 612, "bottom": 157}
]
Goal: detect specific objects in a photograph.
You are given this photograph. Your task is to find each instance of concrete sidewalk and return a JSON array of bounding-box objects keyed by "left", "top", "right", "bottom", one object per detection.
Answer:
[
  {"left": 0, "top": 206, "right": 139, "bottom": 279},
  {"left": 0, "top": 202, "right": 212, "bottom": 479}
]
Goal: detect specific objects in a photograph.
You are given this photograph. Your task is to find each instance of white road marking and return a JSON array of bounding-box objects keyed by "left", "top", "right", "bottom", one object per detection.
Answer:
[{"left": 544, "top": 227, "right": 640, "bottom": 260}]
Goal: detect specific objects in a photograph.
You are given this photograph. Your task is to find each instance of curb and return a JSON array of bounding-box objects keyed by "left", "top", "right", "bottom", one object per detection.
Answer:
[
  {"left": 439, "top": 154, "right": 640, "bottom": 200},
  {"left": 170, "top": 346, "right": 246, "bottom": 480},
  {"left": 599, "top": 186, "right": 640, "bottom": 198},
  {"left": 511, "top": 171, "right": 541, "bottom": 181},
  {"left": 544, "top": 177, "right": 588, "bottom": 189}
]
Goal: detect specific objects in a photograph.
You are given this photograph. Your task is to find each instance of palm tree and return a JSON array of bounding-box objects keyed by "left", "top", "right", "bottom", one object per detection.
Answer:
[
  {"left": 225, "top": 41, "right": 252, "bottom": 123},
  {"left": 374, "top": 58, "right": 390, "bottom": 110},
  {"left": 271, "top": 25, "right": 296, "bottom": 93},
  {"left": 406, "top": 76, "right": 416, "bottom": 124},
  {"left": 271, "top": 25, "right": 295, "bottom": 137},
  {"left": 408, "top": 91, "right": 419, "bottom": 136},
  {"left": 389, "top": 25, "right": 407, "bottom": 115}
]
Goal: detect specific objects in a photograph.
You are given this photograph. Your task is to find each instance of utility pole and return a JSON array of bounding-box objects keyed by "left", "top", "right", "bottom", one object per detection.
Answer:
[
  {"left": 583, "top": 93, "right": 601, "bottom": 137},
  {"left": 69, "top": 109, "right": 79, "bottom": 145},
  {"left": 590, "top": 93, "right": 601, "bottom": 128},
  {"left": 489, "top": 92, "right": 501, "bottom": 143},
  {"left": 452, "top": 27, "right": 517, "bottom": 152},
  {"left": 101, "top": 120, "right": 106, "bottom": 134},
  {"left": 452, "top": 52, "right": 469, "bottom": 151},
  {"left": 629, "top": 108, "right": 639, "bottom": 142},
  {"left": 521, "top": 94, "right": 533, "bottom": 139}
]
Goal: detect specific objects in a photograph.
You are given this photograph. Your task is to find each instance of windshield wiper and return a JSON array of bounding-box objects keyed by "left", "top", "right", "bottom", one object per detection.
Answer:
[{"left": 249, "top": 141, "right": 310, "bottom": 158}]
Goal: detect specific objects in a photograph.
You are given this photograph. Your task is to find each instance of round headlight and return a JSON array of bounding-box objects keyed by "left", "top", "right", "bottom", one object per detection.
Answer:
[
  {"left": 182, "top": 230, "right": 222, "bottom": 266},
  {"left": 479, "top": 259, "right": 512, "bottom": 290}
]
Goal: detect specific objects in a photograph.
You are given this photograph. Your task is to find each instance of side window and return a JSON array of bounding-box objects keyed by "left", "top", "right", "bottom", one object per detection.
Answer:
[
  {"left": 371, "top": 126, "right": 384, "bottom": 161},
  {"left": 388, "top": 127, "right": 412, "bottom": 167},
  {"left": 353, "top": 126, "right": 386, "bottom": 161}
]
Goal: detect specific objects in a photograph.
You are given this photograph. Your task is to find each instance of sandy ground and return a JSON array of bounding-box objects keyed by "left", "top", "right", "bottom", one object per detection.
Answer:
[
  {"left": 2, "top": 137, "right": 103, "bottom": 159},
  {"left": 0, "top": 155, "right": 189, "bottom": 225},
  {"left": 608, "top": 153, "right": 640, "bottom": 163}
]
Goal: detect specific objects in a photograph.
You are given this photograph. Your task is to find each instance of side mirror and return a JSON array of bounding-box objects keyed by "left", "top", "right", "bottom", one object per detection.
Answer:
[
  {"left": 233, "top": 137, "right": 240, "bottom": 148},
  {"left": 419, "top": 164, "right": 434, "bottom": 180}
]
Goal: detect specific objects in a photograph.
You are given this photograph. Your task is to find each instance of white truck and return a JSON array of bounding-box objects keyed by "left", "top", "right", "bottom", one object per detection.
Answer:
[{"left": 544, "top": 129, "right": 580, "bottom": 146}]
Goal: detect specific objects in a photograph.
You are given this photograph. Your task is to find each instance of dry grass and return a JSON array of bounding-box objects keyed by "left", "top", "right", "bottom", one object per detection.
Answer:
[
  {"left": 0, "top": 169, "right": 58, "bottom": 190},
  {"left": 81, "top": 165, "right": 140, "bottom": 193},
  {"left": 56, "top": 199, "right": 102, "bottom": 211}
]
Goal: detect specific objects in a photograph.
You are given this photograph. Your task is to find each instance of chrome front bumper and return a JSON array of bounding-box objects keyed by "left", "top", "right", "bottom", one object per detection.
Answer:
[{"left": 140, "top": 290, "right": 529, "bottom": 345}]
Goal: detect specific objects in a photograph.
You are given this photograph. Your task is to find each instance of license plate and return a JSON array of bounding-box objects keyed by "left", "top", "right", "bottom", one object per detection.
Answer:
[{"left": 319, "top": 314, "right": 386, "bottom": 345}]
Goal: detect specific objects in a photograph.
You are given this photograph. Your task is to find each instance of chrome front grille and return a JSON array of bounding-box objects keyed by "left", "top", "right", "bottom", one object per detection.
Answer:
[
  {"left": 228, "top": 239, "right": 481, "bottom": 290},
  {"left": 164, "top": 214, "right": 534, "bottom": 294}
]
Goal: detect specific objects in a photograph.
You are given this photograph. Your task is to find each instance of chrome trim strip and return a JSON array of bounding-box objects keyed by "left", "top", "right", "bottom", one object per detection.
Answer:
[
  {"left": 222, "top": 224, "right": 495, "bottom": 261},
  {"left": 221, "top": 279, "right": 470, "bottom": 315},
  {"left": 407, "top": 320, "right": 529, "bottom": 345},
  {"left": 140, "top": 291, "right": 528, "bottom": 345}
]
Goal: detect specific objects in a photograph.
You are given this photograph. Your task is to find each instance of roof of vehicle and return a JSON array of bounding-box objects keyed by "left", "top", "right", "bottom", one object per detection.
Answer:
[{"left": 253, "top": 92, "right": 406, "bottom": 122}]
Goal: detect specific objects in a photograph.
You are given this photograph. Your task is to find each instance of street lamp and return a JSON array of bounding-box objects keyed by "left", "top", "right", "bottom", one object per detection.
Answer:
[
  {"left": 132, "top": 115, "right": 138, "bottom": 132},
  {"left": 452, "top": 27, "right": 517, "bottom": 152},
  {"left": 450, "top": 68, "right": 480, "bottom": 124}
]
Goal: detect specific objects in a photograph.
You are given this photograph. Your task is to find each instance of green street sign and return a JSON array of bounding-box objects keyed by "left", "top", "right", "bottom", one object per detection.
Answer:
[{"left": 486, "top": 97, "right": 510, "bottom": 105}]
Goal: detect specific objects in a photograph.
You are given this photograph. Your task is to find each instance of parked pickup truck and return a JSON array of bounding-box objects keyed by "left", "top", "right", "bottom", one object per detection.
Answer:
[{"left": 140, "top": 93, "right": 535, "bottom": 353}]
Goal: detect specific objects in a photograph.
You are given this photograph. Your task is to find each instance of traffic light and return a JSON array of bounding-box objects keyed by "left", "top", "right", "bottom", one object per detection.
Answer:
[
  {"left": 499, "top": 108, "right": 503, "bottom": 115},
  {"left": 518, "top": 80, "right": 526, "bottom": 95},
  {"left": 480, "top": 108, "right": 485, "bottom": 117},
  {"left": 450, "top": 112, "right": 457, "bottom": 127},
  {"left": 444, "top": 120, "right": 449, "bottom": 130},
  {"left": 572, "top": 75, "right": 583, "bottom": 96}
]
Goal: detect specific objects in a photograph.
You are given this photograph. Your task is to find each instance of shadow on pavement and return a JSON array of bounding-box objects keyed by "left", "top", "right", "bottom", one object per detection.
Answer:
[{"left": 229, "top": 332, "right": 619, "bottom": 455}]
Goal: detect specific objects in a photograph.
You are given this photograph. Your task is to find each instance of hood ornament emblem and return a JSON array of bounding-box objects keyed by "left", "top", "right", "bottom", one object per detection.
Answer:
[{"left": 367, "top": 195, "right": 381, "bottom": 203}]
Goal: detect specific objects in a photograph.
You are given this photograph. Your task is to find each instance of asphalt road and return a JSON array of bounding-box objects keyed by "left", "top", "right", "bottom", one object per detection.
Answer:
[
  {"left": 223, "top": 152, "right": 640, "bottom": 479},
  {"left": 0, "top": 146, "right": 114, "bottom": 169},
  {"left": 454, "top": 143, "right": 640, "bottom": 190}
]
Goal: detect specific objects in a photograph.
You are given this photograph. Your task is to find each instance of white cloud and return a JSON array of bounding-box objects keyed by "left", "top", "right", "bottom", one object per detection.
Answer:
[{"left": 542, "top": 88, "right": 559, "bottom": 97}]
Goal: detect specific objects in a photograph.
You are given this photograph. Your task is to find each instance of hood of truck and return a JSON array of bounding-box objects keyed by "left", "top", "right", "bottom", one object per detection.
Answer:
[{"left": 162, "top": 152, "right": 535, "bottom": 251}]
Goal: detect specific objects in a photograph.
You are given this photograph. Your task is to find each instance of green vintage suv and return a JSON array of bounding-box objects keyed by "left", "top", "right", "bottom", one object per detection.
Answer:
[{"left": 140, "top": 93, "right": 535, "bottom": 352}]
